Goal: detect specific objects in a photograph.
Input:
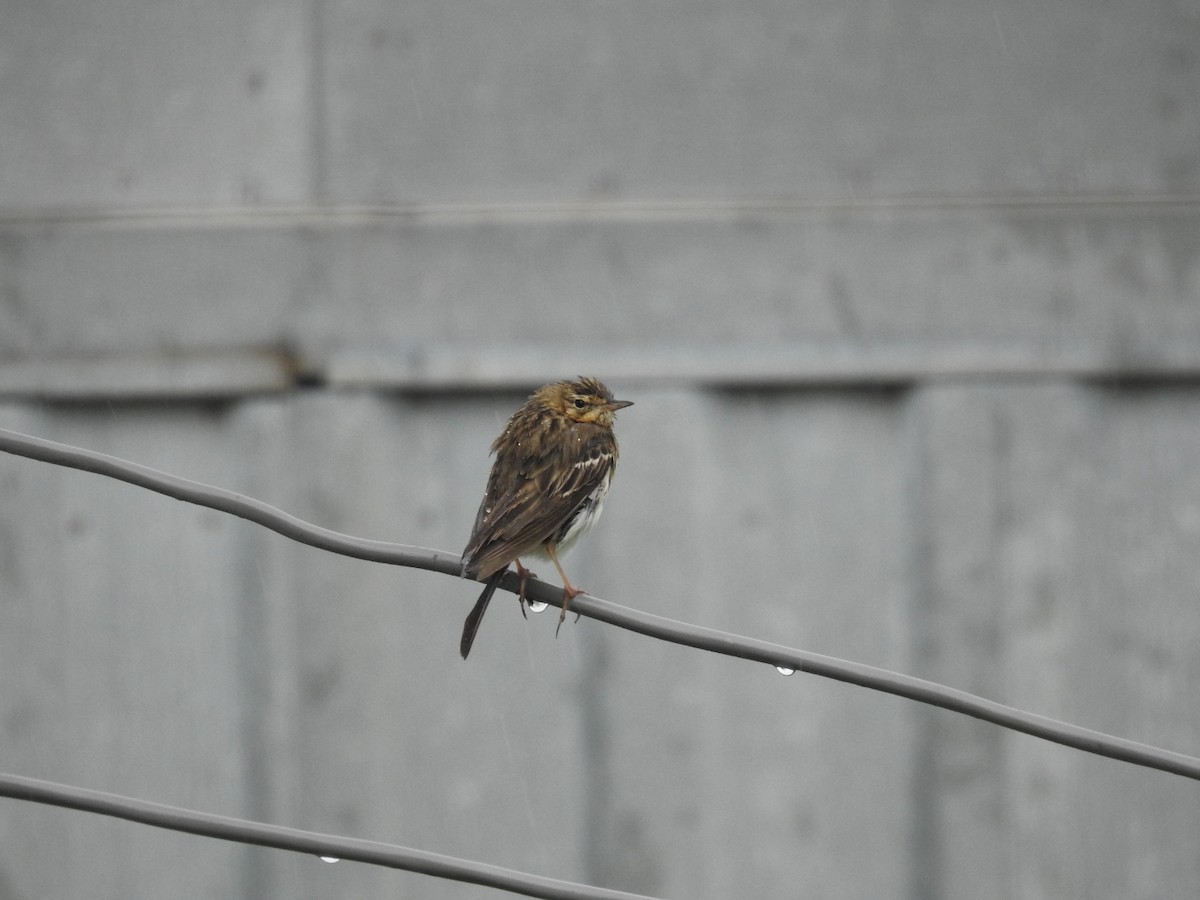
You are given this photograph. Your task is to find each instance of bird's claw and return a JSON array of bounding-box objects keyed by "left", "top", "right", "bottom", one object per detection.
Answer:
[
  {"left": 514, "top": 563, "right": 538, "bottom": 619},
  {"left": 555, "top": 587, "right": 584, "bottom": 637}
]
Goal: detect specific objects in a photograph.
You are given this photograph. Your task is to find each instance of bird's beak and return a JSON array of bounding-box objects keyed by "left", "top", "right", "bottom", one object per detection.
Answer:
[{"left": 607, "top": 399, "right": 634, "bottom": 411}]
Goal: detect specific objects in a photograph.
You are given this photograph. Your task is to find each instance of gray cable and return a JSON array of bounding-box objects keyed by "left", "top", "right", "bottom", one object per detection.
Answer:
[
  {"left": 1, "top": 424, "right": 1197, "bottom": 785},
  {"left": 0, "top": 773, "right": 658, "bottom": 900}
]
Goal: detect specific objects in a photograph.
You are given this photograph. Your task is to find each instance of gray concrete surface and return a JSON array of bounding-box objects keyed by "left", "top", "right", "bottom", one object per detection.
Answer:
[{"left": 0, "top": 2, "right": 1198, "bottom": 898}]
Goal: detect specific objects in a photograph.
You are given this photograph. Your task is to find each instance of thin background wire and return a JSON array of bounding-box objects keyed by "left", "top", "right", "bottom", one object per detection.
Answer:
[{"left": 0, "top": 772, "right": 656, "bottom": 900}]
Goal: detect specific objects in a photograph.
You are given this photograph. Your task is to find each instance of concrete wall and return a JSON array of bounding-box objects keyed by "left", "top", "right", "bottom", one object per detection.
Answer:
[{"left": 1, "top": 2, "right": 1198, "bottom": 898}]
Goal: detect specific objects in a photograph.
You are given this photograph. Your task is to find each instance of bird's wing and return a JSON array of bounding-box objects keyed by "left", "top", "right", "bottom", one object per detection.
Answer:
[{"left": 462, "top": 429, "right": 616, "bottom": 579}]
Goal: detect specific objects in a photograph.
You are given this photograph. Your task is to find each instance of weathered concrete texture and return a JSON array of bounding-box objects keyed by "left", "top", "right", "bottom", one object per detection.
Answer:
[
  {"left": 909, "top": 383, "right": 1200, "bottom": 900},
  {"left": 321, "top": 0, "right": 1200, "bottom": 201},
  {"left": 0, "top": 0, "right": 311, "bottom": 208},
  {"left": 0, "top": 403, "right": 260, "bottom": 897},
  {"left": 0, "top": 210, "right": 1197, "bottom": 368},
  {"left": 587, "top": 387, "right": 914, "bottom": 898},
  {"left": 4, "top": 2, "right": 1196, "bottom": 208},
  {"left": 1, "top": 0, "right": 1199, "bottom": 897}
]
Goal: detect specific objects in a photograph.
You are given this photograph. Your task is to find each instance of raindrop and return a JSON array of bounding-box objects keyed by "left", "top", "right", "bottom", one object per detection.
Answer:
[
  {"left": 775, "top": 666, "right": 795, "bottom": 676},
  {"left": 320, "top": 857, "right": 340, "bottom": 864},
  {"left": 528, "top": 600, "right": 549, "bottom": 614}
]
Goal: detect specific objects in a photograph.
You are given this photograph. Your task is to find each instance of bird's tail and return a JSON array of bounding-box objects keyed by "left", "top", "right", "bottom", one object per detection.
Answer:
[{"left": 460, "top": 570, "right": 504, "bottom": 659}]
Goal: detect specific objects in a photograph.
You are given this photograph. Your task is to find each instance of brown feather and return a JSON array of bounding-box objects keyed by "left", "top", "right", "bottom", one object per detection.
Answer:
[{"left": 463, "top": 426, "right": 617, "bottom": 578}]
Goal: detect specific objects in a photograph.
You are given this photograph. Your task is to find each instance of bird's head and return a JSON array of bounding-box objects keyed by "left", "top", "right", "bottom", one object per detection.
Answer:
[{"left": 536, "top": 377, "right": 633, "bottom": 427}]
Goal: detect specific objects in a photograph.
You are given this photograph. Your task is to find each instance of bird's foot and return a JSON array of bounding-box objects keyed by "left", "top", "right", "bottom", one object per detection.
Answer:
[
  {"left": 515, "top": 560, "right": 537, "bottom": 619},
  {"left": 555, "top": 585, "right": 585, "bottom": 637}
]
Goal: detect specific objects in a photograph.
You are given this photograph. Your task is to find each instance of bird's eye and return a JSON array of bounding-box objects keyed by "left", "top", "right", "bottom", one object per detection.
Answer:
[{"left": 573, "top": 398, "right": 586, "bottom": 409}]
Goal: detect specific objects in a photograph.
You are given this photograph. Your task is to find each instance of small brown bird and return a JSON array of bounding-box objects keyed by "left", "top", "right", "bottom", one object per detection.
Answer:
[{"left": 459, "top": 377, "right": 632, "bottom": 659}]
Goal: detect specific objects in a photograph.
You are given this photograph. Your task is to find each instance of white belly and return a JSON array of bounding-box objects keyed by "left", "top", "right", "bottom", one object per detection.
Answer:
[{"left": 541, "top": 468, "right": 611, "bottom": 557}]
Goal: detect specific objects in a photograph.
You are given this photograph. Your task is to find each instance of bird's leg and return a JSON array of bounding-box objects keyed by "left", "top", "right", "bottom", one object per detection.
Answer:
[
  {"left": 514, "top": 558, "right": 536, "bottom": 618},
  {"left": 545, "top": 544, "right": 585, "bottom": 637}
]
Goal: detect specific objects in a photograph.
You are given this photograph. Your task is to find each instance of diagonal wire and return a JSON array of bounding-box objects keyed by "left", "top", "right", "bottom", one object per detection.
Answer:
[
  {"left": 1, "top": 426, "right": 1198, "bottom": 783},
  {"left": 0, "top": 427, "right": 463, "bottom": 575},
  {"left": 0, "top": 773, "right": 659, "bottom": 900}
]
